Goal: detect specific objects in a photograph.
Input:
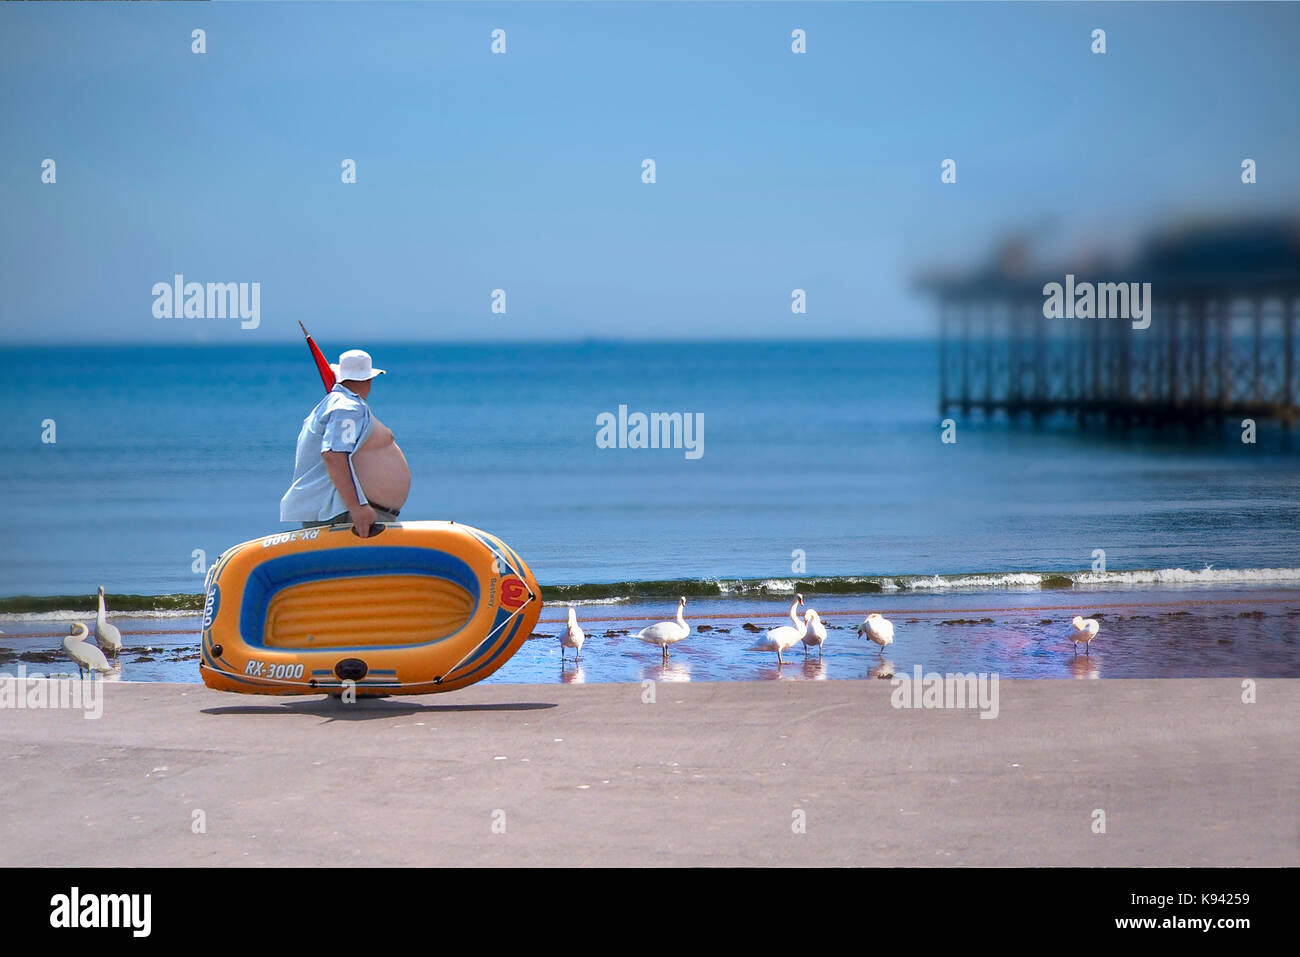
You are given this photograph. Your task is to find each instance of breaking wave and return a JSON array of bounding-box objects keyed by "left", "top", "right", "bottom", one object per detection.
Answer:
[{"left": 4, "top": 567, "right": 1299, "bottom": 617}]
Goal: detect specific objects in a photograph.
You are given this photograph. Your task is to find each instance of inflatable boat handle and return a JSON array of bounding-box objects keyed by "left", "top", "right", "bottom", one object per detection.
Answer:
[{"left": 350, "top": 523, "right": 386, "bottom": 539}]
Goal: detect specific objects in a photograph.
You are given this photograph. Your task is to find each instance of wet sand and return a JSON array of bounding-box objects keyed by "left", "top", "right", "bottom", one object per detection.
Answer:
[
  {"left": 0, "top": 678, "right": 1295, "bottom": 866},
  {"left": 5, "top": 587, "right": 1300, "bottom": 684}
]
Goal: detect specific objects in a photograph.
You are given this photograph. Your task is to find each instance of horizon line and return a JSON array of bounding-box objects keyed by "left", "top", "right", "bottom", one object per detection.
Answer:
[{"left": 1, "top": 334, "right": 941, "bottom": 348}]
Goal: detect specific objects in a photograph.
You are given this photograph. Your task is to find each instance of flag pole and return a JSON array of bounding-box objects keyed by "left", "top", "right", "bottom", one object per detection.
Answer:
[{"left": 298, "top": 321, "right": 336, "bottom": 393}]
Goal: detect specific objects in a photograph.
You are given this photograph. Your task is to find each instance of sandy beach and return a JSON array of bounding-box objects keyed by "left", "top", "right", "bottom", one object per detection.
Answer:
[{"left": 1, "top": 677, "right": 1295, "bottom": 867}]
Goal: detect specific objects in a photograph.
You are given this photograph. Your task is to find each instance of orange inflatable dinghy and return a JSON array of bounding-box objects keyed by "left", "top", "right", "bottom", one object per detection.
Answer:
[{"left": 199, "top": 521, "right": 541, "bottom": 696}]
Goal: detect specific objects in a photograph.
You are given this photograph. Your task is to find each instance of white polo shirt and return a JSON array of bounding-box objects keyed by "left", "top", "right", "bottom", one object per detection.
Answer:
[{"left": 279, "top": 383, "right": 373, "bottom": 522}]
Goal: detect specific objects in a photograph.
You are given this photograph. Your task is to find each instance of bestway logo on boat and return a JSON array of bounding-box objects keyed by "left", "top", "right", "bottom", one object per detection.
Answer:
[{"left": 500, "top": 577, "right": 528, "bottom": 610}]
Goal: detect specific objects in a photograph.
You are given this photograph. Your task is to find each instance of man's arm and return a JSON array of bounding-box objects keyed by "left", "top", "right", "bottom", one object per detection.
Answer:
[
  {"left": 322, "top": 451, "right": 377, "bottom": 537},
  {"left": 317, "top": 397, "right": 376, "bottom": 536}
]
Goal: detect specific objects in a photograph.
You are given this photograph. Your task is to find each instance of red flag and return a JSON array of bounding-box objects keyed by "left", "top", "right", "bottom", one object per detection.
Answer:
[{"left": 298, "top": 321, "right": 335, "bottom": 393}]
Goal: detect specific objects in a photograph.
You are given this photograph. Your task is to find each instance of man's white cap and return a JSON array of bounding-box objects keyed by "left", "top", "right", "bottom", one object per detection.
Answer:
[{"left": 331, "top": 349, "right": 386, "bottom": 383}]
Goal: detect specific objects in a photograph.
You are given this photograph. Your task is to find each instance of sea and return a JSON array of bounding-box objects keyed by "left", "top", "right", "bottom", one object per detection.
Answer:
[{"left": 3, "top": 340, "right": 1299, "bottom": 682}]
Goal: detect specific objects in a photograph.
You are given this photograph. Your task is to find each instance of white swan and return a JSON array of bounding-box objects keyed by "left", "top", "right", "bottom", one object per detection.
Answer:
[
  {"left": 801, "top": 609, "right": 827, "bottom": 657},
  {"left": 95, "top": 586, "right": 122, "bottom": 658},
  {"left": 1069, "top": 616, "right": 1100, "bottom": 655},
  {"left": 561, "top": 606, "right": 585, "bottom": 661},
  {"left": 635, "top": 597, "right": 690, "bottom": 661},
  {"left": 857, "top": 613, "right": 894, "bottom": 653},
  {"left": 64, "top": 622, "right": 112, "bottom": 677},
  {"left": 750, "top": 601, "right": 808, "bottom": 666}
]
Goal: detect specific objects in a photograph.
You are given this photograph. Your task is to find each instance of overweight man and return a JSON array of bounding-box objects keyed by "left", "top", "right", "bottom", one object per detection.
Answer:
[{"left": 280, "top": 349, "right": 411, "bottom": 538}]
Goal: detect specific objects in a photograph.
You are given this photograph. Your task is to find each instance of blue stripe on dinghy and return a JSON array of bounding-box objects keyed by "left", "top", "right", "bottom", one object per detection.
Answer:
[
  {"left": 441, "top": 527, "right": 534, "bottom": 679},
  {"left": 463, "top": 527, "right": 520, "bottom": 576},
  {"left": 466, "top": 611, "right": 527, "bottom": 682},
  {"left": 239, "top": 546, "right": 480, "bottom": 650},
  {"left": 481, "top": 528, "right": 528, "bottom": 582},
  {"left": 445, "top": 606, "right": 528, "bottom": 684},
  {"left": 438, "top": 603, "right": 515, "bottom": 679}
]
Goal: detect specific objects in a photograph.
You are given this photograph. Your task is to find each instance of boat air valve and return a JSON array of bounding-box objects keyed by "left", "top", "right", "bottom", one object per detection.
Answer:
[{"left": 334, "top": 658, "right": 369, "bottom": 682}]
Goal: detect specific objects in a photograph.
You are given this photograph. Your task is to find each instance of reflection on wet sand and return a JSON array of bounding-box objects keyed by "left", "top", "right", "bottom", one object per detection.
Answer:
[
  {"left": 560, "top": 663, "right": 585, "bottom": 684},
  {"left": 800, "top": 657, "right": 828, "bottom": 681},
  {"left": 642, "top": 660, "right": 691, "bottom": 682},
  {"left": 750, "top": 656, "right": 831, "bottom": 681},
  {"left": 869, "top": 659, "right": 897, "bottom": 680},
  {"left": 44, "top": 668, "right": 122, "bottom": 682},
  {"left": 1069, "top": 655, "right": 1100, "bottom": 679}
]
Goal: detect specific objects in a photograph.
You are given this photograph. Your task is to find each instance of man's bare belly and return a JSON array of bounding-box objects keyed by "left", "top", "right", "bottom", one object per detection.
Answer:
[{"left": 352, "top": 416, "right": 411, "bottom": 510}]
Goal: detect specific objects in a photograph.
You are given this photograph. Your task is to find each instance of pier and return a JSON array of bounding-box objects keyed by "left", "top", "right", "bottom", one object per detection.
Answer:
[{"left": 922, "top": 219, "right": 1300, "bottom": 427}]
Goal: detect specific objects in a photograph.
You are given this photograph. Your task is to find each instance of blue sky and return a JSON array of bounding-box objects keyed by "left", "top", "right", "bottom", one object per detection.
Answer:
[{"left": 2, "top": 2, "right": 1298, "bottom": 343}]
